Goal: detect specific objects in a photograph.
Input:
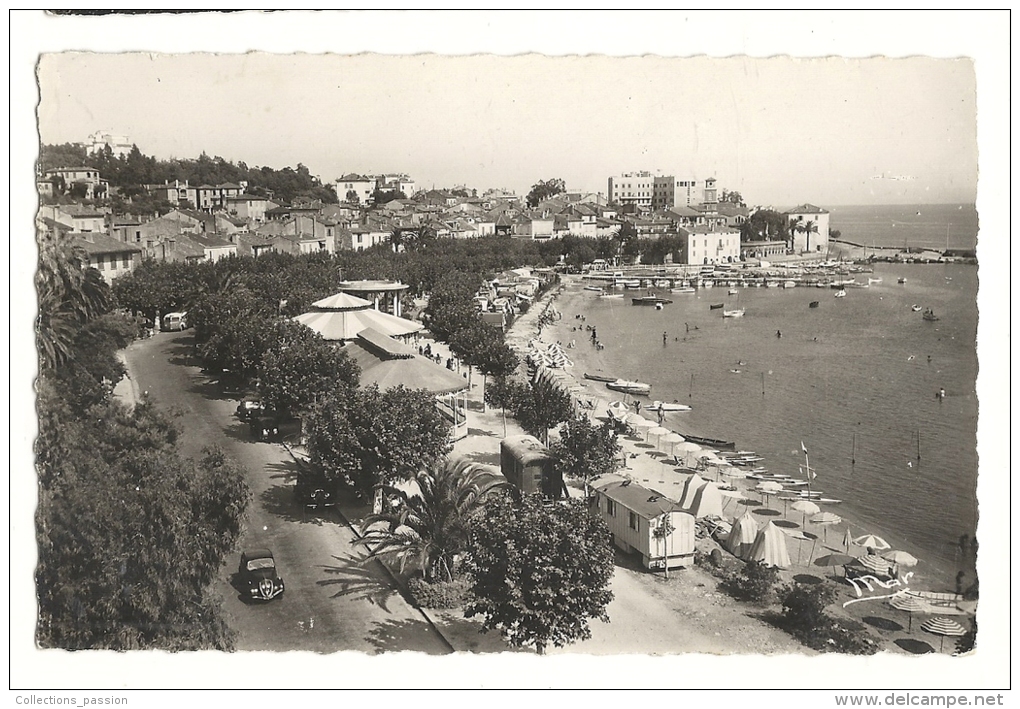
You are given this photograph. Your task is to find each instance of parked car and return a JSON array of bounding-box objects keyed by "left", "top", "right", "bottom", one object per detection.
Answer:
[
  {"left": 248, "top": 413, "right": 301, "bottom": 442},
  {"left": 294, "top": 473, "right": 337, "bottom": 509},
  {"left": 236, "top": 395, "right": 265, "bottom": 420},
  {"left": 238, "top": 549, "right": 285, "bottom": 602},
  {"left": 162, "top": 311, "right": 189, "bottom": 331}
]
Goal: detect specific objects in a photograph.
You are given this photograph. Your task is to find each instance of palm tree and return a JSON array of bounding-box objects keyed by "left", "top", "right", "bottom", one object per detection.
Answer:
[
  {"left": 795, "top": 220, "right": 818, "bottom": 253},
  {"left": 355, "top": 458, "right": 511, "bottom": 582},
  {"left": 36, "top": 232, "right": 112, "bottom": 369}
]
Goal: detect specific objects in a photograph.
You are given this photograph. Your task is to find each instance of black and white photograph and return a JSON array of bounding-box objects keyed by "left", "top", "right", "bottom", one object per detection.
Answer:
[{"left": 11, "top": 9, "right": 1009, "bottom": 699}]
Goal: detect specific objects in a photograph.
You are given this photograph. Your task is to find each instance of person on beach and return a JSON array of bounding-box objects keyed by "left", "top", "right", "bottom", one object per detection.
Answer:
[
  {"left": 634, "top": 401, "right": 641, "bottom": 414},
  {"left": 657, "top": 408, "right": 664, "bottom": 425}
]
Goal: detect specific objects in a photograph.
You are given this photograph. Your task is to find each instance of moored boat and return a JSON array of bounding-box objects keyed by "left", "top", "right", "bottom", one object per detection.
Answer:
[
  {"left": 671, "top": 287, "right": 696, "bottom": 294},
  {"left": 709, "top": 303, "right": 725, "bottom": 310},
  {"left": 584, "top": 372, "right": 617, "bottom": 383},
  {"left": 599, "top": 292, "right": 624, "bottom": 299},
  {"left": 728, "top": 289, "right": 739, "bottom": 295},
  {"left": 682, "top": 434, "right": 736, "bottom": 451},
  {"left": 646, "top": 400, "right": 692, "bottom": 412},
  {"left": 722, "top": 308, "right": 745, "bottom": 318},
  {"left": 834, "top": 289, "right": 847, "bottom": 298},
  {"left": 922, "top": 308, "right": 940, "bottom": 322},
  {"left": 809, "top": 301, "right": 820, "bottom": 308},
  {"left": 606, "top": 379, "right": 652, "bottom": 396},
  {"left": 897, "top": 277, "right": 907, "bottom": 284},
  {"left": 632, "top": 296, "right": 673, "bottom": 306}
]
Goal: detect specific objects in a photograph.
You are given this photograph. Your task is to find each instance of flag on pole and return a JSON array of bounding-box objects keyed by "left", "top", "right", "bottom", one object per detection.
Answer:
[{"left": 801, "top": 441, "right": 808, "bottom": 454}]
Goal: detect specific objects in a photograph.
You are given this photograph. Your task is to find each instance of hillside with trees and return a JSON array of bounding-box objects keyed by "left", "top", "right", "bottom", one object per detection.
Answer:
[{"left": 39, "top": 143, "right": 337, "bottom": 206}]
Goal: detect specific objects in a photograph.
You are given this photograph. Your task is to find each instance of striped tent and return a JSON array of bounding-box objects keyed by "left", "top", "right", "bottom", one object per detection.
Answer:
[
  {"left": 726, "top": 511, "right": 759, "bottom": 559},
  {"left": 678, "top": 473, "right": 707, "bottom": 509},
  {"left": 688, "top": 480, "right": 724, "bottom": 518},
  {"left": 746, "top": 521, "right": 792, "bottom": 569}
]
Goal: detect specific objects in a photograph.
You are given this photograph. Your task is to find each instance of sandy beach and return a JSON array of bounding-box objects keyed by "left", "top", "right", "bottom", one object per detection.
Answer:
[{"left": 506, "top": 276, "right": 976, "bottom": 656}]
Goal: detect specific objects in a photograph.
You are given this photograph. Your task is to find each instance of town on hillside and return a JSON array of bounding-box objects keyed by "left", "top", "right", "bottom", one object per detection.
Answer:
[{"left": 34, "top": 133, "right": 977, "bottom": 663}]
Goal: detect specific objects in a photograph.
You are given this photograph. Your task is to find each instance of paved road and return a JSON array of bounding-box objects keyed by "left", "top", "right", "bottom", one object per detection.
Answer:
[{"left": 123, "top": 331, "right": 452, "bottom": 655}]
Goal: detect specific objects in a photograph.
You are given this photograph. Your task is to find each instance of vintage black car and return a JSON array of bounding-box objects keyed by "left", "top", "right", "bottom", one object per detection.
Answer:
[
  {"left": 248, "top": 415, "right": 281, "bottom": 442},
  {"left": 238, "top": 549, "right": 285, "bottom": 602},
  {"left": 236, "top": 395, "right": 265, "bottom": 420},
  {"left": 294, "top": 474, "right": 337, "bottom": 509}
]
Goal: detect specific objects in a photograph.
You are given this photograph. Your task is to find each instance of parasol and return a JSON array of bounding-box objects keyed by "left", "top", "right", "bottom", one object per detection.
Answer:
[
  {"left": 882, "top": 550, "right": 919, "bottom": 567},
  {"left": 889, "top": 593, "right": 929, "bottom": 632},
  {"left": 853, "top": 534, "right": 892, "bottom": 551},
  {"left": 920, "top": 617, "right": 967, "bottom": 652}
]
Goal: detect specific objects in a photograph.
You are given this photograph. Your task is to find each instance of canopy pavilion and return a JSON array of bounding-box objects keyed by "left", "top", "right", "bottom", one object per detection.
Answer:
[
  {"left": 342, "top": 328, "right": 469, "bottom": 441},
  {"left": 338, "top": 279, "right": 411, "bottom": 317},
  {"left": 293, "top": 292, "right": 423, "bottom": 342}
]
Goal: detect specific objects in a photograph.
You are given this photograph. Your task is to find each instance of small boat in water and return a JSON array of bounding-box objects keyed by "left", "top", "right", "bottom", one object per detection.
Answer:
[
  {"left": 584, "top": 372, "right": 617, "bottom": 383},
  {"left": 834, "top": 289, "right": 847, "bottom": 298},
  {"left": 723, "top": 308, "right": 745, "bottom": 318},
  {"left": 922, "top": 308, "right": 940, "bottom": 322},
  {"left": 898, "top": 277, "right": 907, "bottom": 284},
  {"left": 728, "top": 289, "right": 739, "bottom": 295},
  {"left": 599, "top": 292, "right": 624, "bottom": 299},
  {"left": 783, "top": 280, "right": 797, "bottom": 289},
  {"left": 709, "top": 303, "right": 725, "bottom": 310},
  {"left": 646, "top": 400, "right": 692, "bottom": 412},
  {"left": 583, "top": 285, "right": 604, "bottom": 292},
  {"left": 671, "top": 287, "right": 696, "bottom": 294},
  {"left": 606, "top": 379, "right": 652, "bottom": 396},
  {"left": 868, "top": 277, "right": 883, "bottom": 284},
  {"left": 809, "top": 301, "right": 820, "bottom": 308},
  {"left": 682, "top": 434, "right": 736, "bottom": 451},
  {"left": 632, "top": 296, "right": 673, "bottom": 306},
  {"left": 911, "top": 304, "right": 922, "bottom": 312}
]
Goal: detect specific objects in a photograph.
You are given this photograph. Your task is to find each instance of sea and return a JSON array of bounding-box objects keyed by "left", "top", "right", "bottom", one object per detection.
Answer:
[{"left": 570, "top": 204, "right": 980, "bottom": 590}]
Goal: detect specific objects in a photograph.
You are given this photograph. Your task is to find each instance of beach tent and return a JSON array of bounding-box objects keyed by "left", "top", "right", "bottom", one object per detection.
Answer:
[
  {"left": 688, "top": 480, "right": 724, "bottom": 518},
  {"left": 746, "top": 521, "right": 792, "bottom": 569},
  {"left": 678, "top": 473, "right": 707, "bottom": 509},
  {"left": 726, "top": 512, "right": 759, "bottom": 559}
]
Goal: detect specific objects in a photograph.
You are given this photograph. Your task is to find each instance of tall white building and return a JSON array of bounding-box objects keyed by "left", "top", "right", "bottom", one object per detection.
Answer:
[
  {"left": 86, "top": 131, "right": 132, "bottom": 157},
  {"left": 610, "top": 172, "right": 718, "bottom": 210}
]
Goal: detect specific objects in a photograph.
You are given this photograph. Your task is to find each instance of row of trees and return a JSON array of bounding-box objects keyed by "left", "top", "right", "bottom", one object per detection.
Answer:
[
  {"left": 35, "top": 236, "right": 250, "bottom": 650},
  {"left": 40, "top": 143, "right": 338, "bottom": 206}
]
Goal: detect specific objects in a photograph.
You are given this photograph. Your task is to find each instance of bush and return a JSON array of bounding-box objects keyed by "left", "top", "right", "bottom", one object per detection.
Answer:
[
  {"left": 407, "top": 577, "right": 472, "bottom": 609},
  {"left": 777, "top": 584, "right": 879, "bottom": 655},
  {"left": 721, "top": 561, "right": 781, "bottom": 605}
]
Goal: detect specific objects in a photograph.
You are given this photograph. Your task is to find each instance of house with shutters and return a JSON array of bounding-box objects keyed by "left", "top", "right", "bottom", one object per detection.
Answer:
[{"left": 74, "top": 233, "right": 142, "bottom": 283}]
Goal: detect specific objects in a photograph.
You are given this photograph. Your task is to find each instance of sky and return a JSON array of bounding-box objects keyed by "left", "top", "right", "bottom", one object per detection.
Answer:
[
  {"left": 11, "top": 10, "right": 1011, "bottom": 694},
  {"left": 36, "top": 37, "right": 978, "bottom": 207}
]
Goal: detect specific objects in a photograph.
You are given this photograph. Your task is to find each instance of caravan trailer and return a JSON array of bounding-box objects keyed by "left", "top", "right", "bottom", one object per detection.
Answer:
[{"left": 162, "top": 311, "right": 189, "bottom": 331}]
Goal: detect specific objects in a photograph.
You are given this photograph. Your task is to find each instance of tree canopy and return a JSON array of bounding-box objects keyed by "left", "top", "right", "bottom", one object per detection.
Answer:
[
  {"left": 526, "top": 178, "right": 566, "bottom": 209},
  {"left": 304, "top": 385, "right": 452, "bottom": 498},
  {"left": 549, "top": 416, "right": 621, "bottom": 496},
  {"left": 464, "top": 494, "right": 615, "bottom": 653}
]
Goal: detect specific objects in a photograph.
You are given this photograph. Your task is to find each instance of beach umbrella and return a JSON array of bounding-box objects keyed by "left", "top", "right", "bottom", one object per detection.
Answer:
[
  {"left": 626, "top": 414, "right": 656, "bottom": 433},
  {"left": 660, "top": 432, "right": 685, "bottom": 454},
  {"left": 814, "top": 552, "right": 855, "bottom": 578},
  {"left": 883, "top": 550, "right": 920, "bottom": 567},
  {"left": 811, "top": 512, "right": 842, "bottom": 541},
  {"left": 746, "top": 521, "right": 791, "bottom": 569},
  {"left": 755, "top": 480, "right": 783, "bottom": 508},
  {"left": 854, "top": 534, "right": 892, "bottom": 551},
  {"left": 791, "top": 499, "right": 820, "bottom": 526},
  {"left": 726, "top": 512, "right": 759, "bottom": 559},
  {"left": 889, "top": 593, "right": 929, "bottom": 632},
  {"left": 857, "top": 553, "right": 892, "bottom": 576},
  {"left": 679, "top": 473, "right": 708, "bottom": 510},
  {"left": 920, "top": 617, "right": 967, "bottom": 652},
  {"left": 646, "top": 425, "right": 671, "bottom": 445},
  {"left": 673, "top": 441, "right": 703, "bottom": 466}
]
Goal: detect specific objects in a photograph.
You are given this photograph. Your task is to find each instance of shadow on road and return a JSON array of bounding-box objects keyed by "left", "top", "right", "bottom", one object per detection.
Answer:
[
  {"left": 318, "top": 552, "right": 408, "bottom": 613},
  {"left": 260, "top": 483, "right": 336, "bottom": 525},
  {"left": 365, "top": 617, "right": 454, "bottom": 655},
  {"left": 466, "top": 427, "right": 498, "bottom": 438}
]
